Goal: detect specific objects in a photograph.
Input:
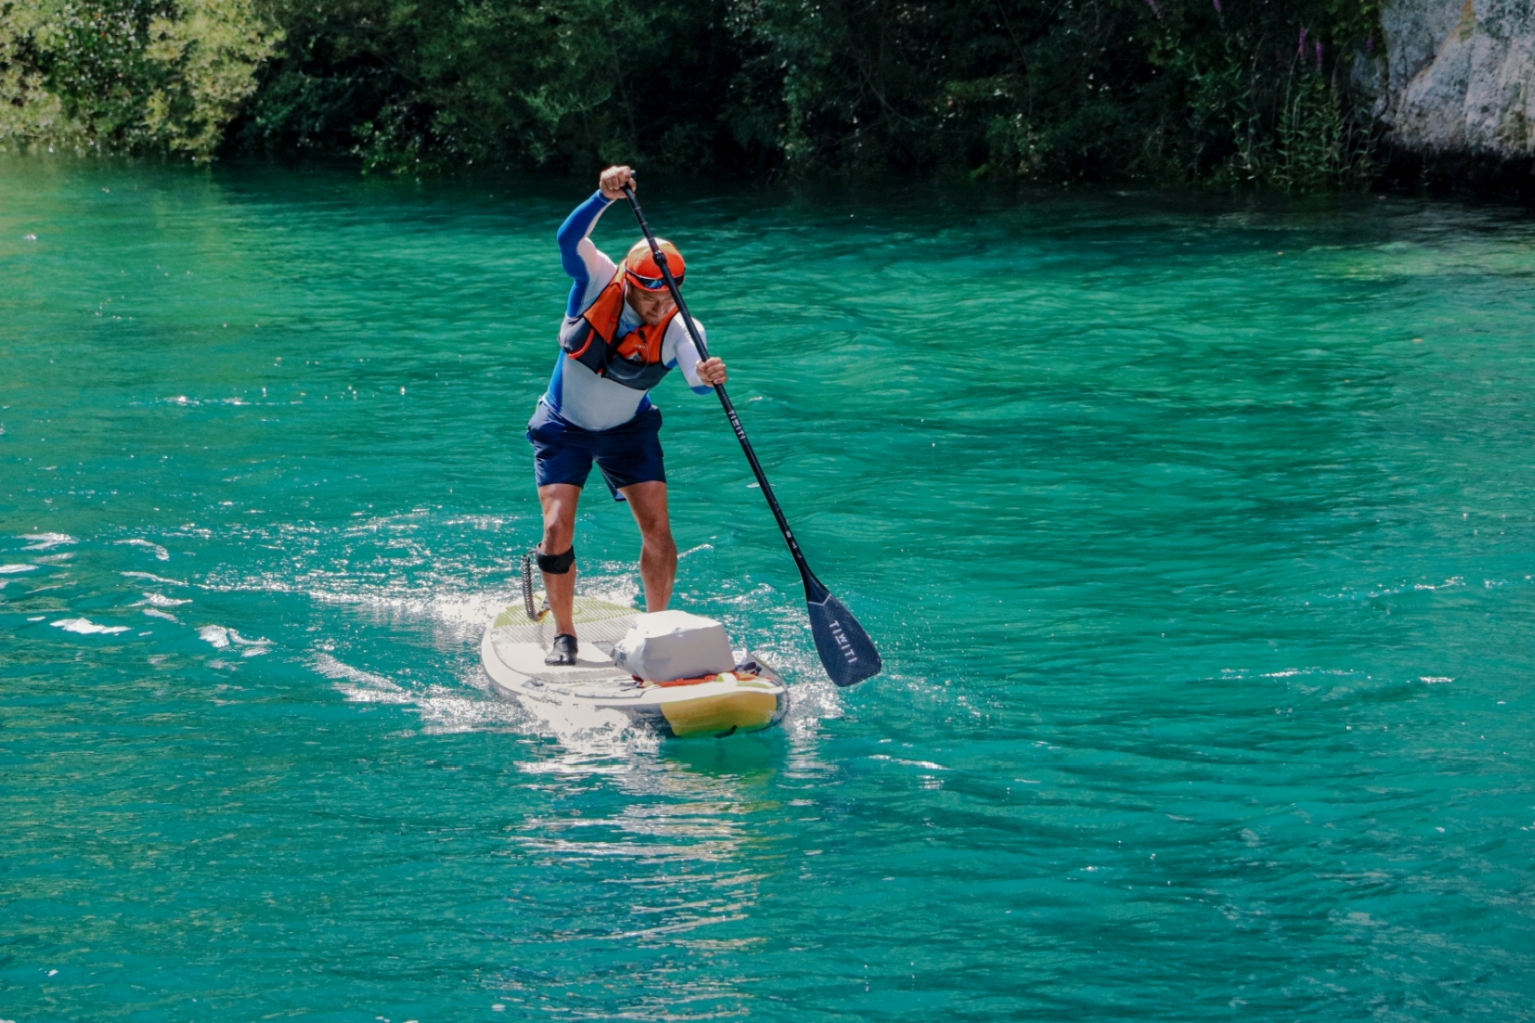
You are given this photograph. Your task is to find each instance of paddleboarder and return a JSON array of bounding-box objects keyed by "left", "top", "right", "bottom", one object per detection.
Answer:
[{"left": 529, "top": 164, "right": 727, "bottom": 666}]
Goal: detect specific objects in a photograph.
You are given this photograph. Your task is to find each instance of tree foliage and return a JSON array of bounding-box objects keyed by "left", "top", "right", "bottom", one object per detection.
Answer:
[
  {"left": 1, "top": 0, "right": 1382, "bottom": 185},
  {"left": 1, "top": 0, "right": 277, "bottom": 157}
]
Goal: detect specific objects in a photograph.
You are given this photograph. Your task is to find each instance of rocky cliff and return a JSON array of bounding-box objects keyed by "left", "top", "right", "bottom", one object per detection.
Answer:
[{"left": 1382, "top": 0, "right": 1535, "bottom": 170}]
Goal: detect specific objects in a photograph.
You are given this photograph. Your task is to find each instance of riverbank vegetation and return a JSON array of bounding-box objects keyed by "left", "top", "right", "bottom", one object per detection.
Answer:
[{"left": 1, "top": 0, "right": 1381, "bottom": 187}]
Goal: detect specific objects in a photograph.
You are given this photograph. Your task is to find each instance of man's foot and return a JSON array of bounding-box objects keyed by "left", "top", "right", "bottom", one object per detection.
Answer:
[{"left": 545, "top": 633, "right": 578, "bottom": 666}]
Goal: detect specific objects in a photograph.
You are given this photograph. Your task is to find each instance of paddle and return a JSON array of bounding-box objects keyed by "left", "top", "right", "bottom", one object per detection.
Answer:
[{"left": 621, "top": 183, "right": 882, "bottom": 687}]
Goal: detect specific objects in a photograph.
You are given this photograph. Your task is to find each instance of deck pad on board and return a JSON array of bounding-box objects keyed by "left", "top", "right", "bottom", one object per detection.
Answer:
[{"left": 489, "top": 596, "right": 640, "bottom": 687}]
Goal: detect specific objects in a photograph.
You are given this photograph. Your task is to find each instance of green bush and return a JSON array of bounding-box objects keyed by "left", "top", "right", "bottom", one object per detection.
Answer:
[
  {"left": 1, "top": 0, "right": 277, "bottom": 158},
  {"left": 0, "top": 0, "right": 1382, "bottom": 186}
]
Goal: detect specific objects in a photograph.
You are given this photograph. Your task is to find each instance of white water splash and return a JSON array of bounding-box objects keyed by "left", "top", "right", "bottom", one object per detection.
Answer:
[
  {"left": 116, "top": 538, "right": 171, "bottom": 561},
  {"left": 199, "top": 625, "right": 270, "bottom": 656},
  {"left": 121, "top": 571, "right": 188, "bottom": 586},
  {"left": 21, "top": 533, "right": 77, "bottom": 551},
  {"left": 52, "top": 617, "right": 131, "bottom": 635},
  {"left": 313, "top": 652, "right": 414, "bottom": 705},
  {"left": 313, "top": 652, "right": 533, "bottom": 735},
  {"left": 308, "top": 585, "right": 517, "bottom": 647},
  {"left": 199, "top": 625, "right": 231, "bottom": 649},
  {"left": 134, "top": 592, "right": 190, "bottom": 608}
]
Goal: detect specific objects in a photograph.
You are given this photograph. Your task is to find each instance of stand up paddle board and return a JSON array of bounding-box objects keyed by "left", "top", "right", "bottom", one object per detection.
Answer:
[{"left": 481, "top": 596, "right": 789, "bottom": 738}]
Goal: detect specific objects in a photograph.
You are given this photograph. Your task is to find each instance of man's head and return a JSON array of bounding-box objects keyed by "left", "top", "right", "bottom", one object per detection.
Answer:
[{"left": 623, "top": 239, "right": 684, "bottom": 326}]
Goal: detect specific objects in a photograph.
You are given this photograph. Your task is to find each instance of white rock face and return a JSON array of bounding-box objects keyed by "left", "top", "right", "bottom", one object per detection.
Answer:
[{"left": 1383, "top": 0, "right": 1535, "bottom": 156}]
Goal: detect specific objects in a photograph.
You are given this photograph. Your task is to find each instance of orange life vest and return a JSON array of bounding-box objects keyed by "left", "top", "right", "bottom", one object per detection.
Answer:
[{"left": 560, "top": 269, "right": 678, "bottom": 391}]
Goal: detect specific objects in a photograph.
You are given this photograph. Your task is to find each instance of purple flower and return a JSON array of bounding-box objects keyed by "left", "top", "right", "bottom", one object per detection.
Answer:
[
  {"left": 1298, "top": 26, "right": 1307, "bottom": 54},
  {"left": 1146, "top": 0, "right": 1161, "bottom": 18},
  {"left": 1315, "top": 39, "right": 1323, "bottom": 68},
  {"left": 1212, "top": 0, "right": 1221, "bottom": 12},
  {"left": 1365, "top": 34, "right": 1374, "bottom": 54}
]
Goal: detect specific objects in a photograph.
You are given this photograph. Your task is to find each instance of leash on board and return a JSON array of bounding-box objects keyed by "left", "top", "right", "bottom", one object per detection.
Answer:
[{"left": 520, "top": 551, "right": 551, "bottom": 622}]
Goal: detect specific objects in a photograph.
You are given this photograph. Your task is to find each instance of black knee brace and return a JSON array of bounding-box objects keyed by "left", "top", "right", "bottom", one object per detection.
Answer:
[{"left": 536, "top": 545, "right": 575, "bottom": 574}]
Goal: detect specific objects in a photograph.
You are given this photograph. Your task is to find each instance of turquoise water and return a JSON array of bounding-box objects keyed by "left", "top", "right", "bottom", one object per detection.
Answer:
[{"left": 3, "top": 157, "right": 1535, "bottom": 1021}]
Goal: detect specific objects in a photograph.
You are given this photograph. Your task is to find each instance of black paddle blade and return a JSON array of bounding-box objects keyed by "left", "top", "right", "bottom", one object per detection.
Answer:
[{"left": 806, "top": 591, "right": 882, "bottom": 687}]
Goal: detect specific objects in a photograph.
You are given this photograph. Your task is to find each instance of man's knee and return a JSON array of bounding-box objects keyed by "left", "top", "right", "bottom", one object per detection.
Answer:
[
  {"left": 541, "top": 520, "right": 574, "bottom": 552},
  {"left": 641, "top": 528, "right": 677, "bottom": 561}
]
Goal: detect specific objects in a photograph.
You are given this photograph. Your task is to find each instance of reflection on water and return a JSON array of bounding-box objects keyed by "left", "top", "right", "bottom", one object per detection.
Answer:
[{"left": 498, "top": 741, "right": 787, "bottom": 1019}]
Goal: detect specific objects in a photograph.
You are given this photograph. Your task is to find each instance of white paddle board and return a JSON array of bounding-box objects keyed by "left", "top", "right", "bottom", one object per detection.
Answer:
[{"left": 481, "top": 596, "right": 789, "bottom": 738}]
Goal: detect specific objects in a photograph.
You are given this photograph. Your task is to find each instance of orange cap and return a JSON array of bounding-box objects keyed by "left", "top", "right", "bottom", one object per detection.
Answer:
[{"left": 624, "top": 239, "right": 684, "bottom": 291}]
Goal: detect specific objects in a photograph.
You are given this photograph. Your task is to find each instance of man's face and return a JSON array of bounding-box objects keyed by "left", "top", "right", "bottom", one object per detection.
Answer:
[{"left": 627, "top": 285, "right": 676, "bottom": 326}]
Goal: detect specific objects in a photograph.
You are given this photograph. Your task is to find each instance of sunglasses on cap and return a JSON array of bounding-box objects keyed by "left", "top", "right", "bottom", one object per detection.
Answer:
[{"left": 625, "top": 269, "right": 682, "bottom": 292}]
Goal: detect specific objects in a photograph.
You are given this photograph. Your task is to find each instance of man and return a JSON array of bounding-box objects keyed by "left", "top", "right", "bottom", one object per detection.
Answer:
[{"left": 527, "top": 164, "right": 727, "bottom": 666}]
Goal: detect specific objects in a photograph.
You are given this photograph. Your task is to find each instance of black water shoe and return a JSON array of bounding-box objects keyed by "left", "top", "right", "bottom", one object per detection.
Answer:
[{"left": 545, "top": 633, "right": 578, "bottom": 666}]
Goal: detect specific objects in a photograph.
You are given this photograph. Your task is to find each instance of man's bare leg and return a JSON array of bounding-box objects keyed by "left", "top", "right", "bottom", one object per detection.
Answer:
[
  {"left": 537, "top": 483, "right": 582, "bottom": 638},
  {"left": 618, "top": 481, "right": 677, "bottom": 612}
]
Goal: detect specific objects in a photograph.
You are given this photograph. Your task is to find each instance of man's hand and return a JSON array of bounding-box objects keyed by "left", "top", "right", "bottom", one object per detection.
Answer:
[
  {"left": 696, "top": 357, "right": 727, "bottom": 387},
  {"left": 600, "top": 165, "right": 635, "bottom": 201}
]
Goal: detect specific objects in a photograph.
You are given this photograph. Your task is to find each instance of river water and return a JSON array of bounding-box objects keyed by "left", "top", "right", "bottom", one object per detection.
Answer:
[{"left": 3, "top": 157, "right": 1534, "bottom": 1020}]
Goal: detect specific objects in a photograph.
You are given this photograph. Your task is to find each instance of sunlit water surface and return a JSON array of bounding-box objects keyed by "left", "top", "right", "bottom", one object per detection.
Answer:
[{"left": 3, "top": 158, "right": 1534, "bottom": 1020}]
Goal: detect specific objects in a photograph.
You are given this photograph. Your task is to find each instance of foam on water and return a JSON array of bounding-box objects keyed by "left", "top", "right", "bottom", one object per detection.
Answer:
[
  {"left": 50, "top": 616, "right": 131, "bottom": 635},
  {"left": 120, "top": 570, "right": 188, "bottom": 585},
  {"left": 134, "top": 591, "right": 190, "bottom": 607},
  {"left": 116, "top": 537, "right": 171, "bottom": 560},
  {"left": 21, "top": 532, "right": 78, "bottom": 551}
]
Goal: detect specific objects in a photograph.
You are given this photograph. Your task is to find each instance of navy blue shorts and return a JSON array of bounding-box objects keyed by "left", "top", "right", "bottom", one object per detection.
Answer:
[{"left": 526, "top": 403, "right": 665, "bottom": 502}]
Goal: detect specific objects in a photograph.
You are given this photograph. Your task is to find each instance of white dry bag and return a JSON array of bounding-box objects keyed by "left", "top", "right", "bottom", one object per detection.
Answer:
[{"left": 612, "top": 610, "right": 736, "bottom": 682}]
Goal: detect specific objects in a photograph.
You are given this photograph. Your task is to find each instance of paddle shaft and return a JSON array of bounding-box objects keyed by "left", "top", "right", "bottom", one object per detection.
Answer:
[{"left": 620, "top": 184, "right": 823, "bottom": 598}]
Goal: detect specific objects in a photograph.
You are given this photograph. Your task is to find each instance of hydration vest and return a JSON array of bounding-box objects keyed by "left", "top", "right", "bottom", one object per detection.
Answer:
[{"left": 560, "top": 269, "right": 677, "bottom": 392}]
